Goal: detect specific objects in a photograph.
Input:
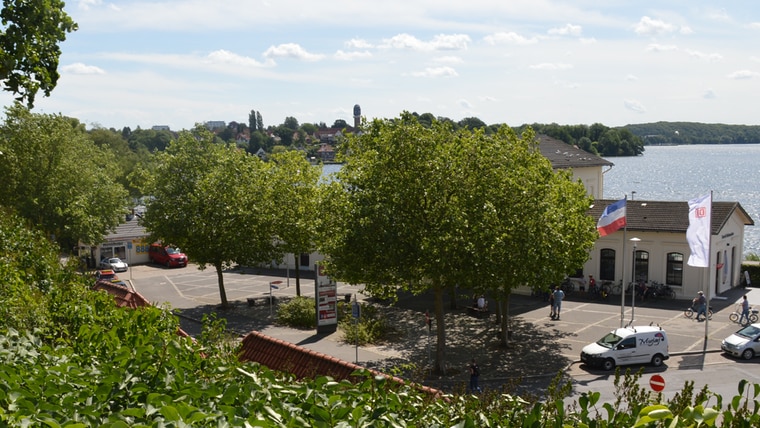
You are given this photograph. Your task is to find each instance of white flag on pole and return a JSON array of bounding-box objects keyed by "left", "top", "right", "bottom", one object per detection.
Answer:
[{"left": 686, "top": 193, "right": 711, "bottom": 267}]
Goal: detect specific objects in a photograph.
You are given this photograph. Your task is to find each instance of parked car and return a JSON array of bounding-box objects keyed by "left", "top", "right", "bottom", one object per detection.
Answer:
[
  {"left": 581, "top": 325, "right": 669, "bottom": 370},
  {"left": 93, "top": 269, "right": 127, "bottom": 287},
  {"left": 721, "top": 323, "right": 760, "bottom": 360},
  {"left": 148, "top": 244, "right": 188, "bottom": 268},
  {"left": 100, "top": 257, "right": 128, "bottom": 272}
]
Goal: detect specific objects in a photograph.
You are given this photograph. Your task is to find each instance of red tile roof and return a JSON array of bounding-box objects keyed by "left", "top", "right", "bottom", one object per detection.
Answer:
[{"left": 238, "top": 331, "right": 442, "bottom": 397}]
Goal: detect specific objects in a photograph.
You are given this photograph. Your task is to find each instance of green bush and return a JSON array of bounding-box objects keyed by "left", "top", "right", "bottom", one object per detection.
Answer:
[
  {"left": 276, "top": 296, "right": 316, "bottom": 329},
  {"left": 338, "top": 301, "right": 389, "bottom": 345}
]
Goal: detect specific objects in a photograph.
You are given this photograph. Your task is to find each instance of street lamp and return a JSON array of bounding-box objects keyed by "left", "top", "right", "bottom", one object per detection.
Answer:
[{"left": 630, "top": 237, "right": 640, "bottom": 325}]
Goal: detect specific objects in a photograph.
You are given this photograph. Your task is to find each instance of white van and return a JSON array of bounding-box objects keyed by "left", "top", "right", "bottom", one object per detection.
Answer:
[{"left": 581, "top": 325, "right": 669, "bottom": 371}]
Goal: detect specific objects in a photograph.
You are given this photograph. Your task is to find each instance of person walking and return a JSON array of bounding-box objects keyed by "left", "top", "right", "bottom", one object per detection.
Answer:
[
  {"left": 468, "top": 359, "right": 481, "bottom": 393},
  {"left": 739, "top": 294, "right": 750, "bottom": 325},
  {"left": 695, "top": 291, "right": 707, "bottom": 321},
  {"left": 552, "top": 286, "right": 565, "bottom": 320},
  {"left": 548, "top": 289, "right": 555, "bottom": 318}
]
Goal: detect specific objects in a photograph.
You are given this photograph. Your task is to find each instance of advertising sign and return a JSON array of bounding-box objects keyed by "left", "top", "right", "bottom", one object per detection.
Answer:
[{"left": 315, "top": 263, "right": 338, "bottom": 333}]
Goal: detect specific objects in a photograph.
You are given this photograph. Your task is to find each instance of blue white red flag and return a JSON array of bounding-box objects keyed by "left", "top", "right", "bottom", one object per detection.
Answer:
[
  {"left": 597, "top": 198, "right": 627, "bottom": 236},
  {"left": 687, "top": 193, "right": 712, "bottom": 267}
]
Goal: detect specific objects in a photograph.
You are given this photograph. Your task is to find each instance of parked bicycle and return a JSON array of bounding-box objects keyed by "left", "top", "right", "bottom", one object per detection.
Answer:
[
  {"left": 560, "top": 278, "right": 575, "bottom": 294},
  {"left": 728, "top": 304, "right": 759, "bottom": 324},
  {"left": 684, "top": 304, "right": 713, "bottom": 320},
  {"left": 648, "top": 281, "right": 676, "bottom": 300}
]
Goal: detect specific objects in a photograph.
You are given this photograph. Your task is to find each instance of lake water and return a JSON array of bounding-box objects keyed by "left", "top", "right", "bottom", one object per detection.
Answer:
[
  {"left": 321, "top": 144, "right": 760, "bottom": 256},
  {"left": 602, "top": 144, "right": 760, "bottom": 256}
]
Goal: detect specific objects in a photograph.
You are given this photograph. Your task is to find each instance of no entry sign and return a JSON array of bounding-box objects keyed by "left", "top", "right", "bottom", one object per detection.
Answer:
[{"left": 649, "top": 374, "right": 665, "bottom": 392}]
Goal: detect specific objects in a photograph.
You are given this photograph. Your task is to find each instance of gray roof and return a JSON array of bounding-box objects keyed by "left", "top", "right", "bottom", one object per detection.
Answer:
[
  {"left": 104, "top": 213, "right": 146, "bottom": 242},
  {"left": 537, "top": 135, "right": 614, "bottom": 169},
  {"left": 589, "top": 199, "right": 754, "bottom": 234}
]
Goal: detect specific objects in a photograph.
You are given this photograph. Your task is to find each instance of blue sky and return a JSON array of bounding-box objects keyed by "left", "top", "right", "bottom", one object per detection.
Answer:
[{"left": 9, "top": 1, "right": 760, "bottom": 131}]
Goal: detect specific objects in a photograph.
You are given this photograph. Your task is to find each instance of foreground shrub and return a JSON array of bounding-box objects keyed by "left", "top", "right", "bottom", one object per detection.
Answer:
[
  {"left": 277, "top": 296, "right": 316, "bottom": 329},
  {"left": 338, "top": 301, "right": 390, "bottom": 345}
]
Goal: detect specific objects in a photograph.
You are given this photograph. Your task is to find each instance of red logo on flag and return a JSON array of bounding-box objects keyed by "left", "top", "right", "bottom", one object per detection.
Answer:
[{"left": 695, "top": 207, "right": 707, "bottom": 218}]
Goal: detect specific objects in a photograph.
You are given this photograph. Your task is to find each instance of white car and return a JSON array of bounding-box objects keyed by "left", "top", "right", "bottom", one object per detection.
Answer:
[
  {"left": 581, "top": 325, "right": 669, "bottom": 371},
  {"left": 100, "top": 257, "right": 128, "bottom": 272},
  {"left": 722, "top": 323, "right": 760, "bottom": 360}
]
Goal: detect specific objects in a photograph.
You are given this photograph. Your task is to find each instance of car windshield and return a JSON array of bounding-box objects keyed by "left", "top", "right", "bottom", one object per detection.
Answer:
[
  {"left": 596, "top": 332, "right": 623, "bottom": 349},
  {"left": 109, "top": 258, "right": 121, "bottom": 263},
  {"left": 736, "top": 325, "right": 760, "bottom": 339},
  {"left": 166, "top": 247, "right": 180, "bottom": 255}
]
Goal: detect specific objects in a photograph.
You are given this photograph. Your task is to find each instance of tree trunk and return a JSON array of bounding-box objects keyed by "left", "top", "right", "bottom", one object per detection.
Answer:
[
  {"left": 215, "top": 262, "right": 229, "bottom": 308},
  {"left": 499, "top": 293, "right": 511, "bottom": 347},
  {"left": 294, "top": 253, "right": 301, "bottom": 297},
  {"left": 434, "top": 286, "right": 446, "bottom": 374}
]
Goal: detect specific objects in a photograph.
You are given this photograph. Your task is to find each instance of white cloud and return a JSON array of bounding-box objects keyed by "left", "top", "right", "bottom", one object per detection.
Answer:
[
  {"left": 727, "top": 70, "right": 759, "bottom": 79},
  {"left": 207, "top": 50, "right": 275, "bottom": 67},
  {"left": 263, "top": 44, "right": 324, "bottom": 61},
  {"left": 458, "top": 99, "right": 473, "bottom": 109},
  {"left": 686, "top": 50, "right": 723, "bottom": 61},
  {"left": 334, "top": 50, "right": 373, "bottom": 61},
  {"left": 61, "top": 63, "right": 106, "bottom": 75},
  {"left": 548, "top": 24, "right": 582, "bottom": 37},
  {"left": 703, "top": 89, "right": 717, "bottom": 99},
  {"left": 433, "top": 56, "right": 463, "bottom": 64},
  {"left": 624, "top": 99, "right": 646, "bottom": 113},
  {"left": 483, "top": 31, "right": 538, "bottom": 45},
  {"left": 625, "top": 74, "right": 639, "bottom": 81},
  {"left": 77, "top": 0, "right": 102, "bottom": 11},
  {"left": 380, "top": 33, "right": 470, "bottom": 51},
  {"left": 346, "top": 38, "right": 373, "bottom": 49},
  {"left": 634, "top": 16, "right": 677, "bottom": 36},
  {"left": 410, "top": 66, "right": 458, "bottom": 78}
]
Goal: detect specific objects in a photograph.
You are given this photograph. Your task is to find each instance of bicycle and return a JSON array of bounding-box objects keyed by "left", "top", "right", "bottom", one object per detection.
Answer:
[
  {"left": 684, "top": 305, "right": 713, "bottom": 320},
  {"left": 728, "top": 304, "right": 759, "bottom": 324}
]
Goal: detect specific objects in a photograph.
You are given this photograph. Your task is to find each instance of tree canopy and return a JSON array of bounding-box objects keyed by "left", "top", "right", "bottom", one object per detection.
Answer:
[
  {"left": 0, "top": 104, "right": 128, "bottom": 248},
  {"left": 0, "top": 0, "right": 77, "bottom": 106},
  {"left": 319, "top": 112, "right": 597, "bottom": 371}
]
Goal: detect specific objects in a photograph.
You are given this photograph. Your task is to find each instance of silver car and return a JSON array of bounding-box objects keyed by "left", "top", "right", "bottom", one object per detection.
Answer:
[
  {"left": 721, "top": 323, "right": 760, "bottom": 360},
  {"left": 100, "top": 257, "right": 129, "bottom": 272}
]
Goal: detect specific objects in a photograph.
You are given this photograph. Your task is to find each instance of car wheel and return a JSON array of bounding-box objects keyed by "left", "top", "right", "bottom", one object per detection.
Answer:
[
  {"left": 651, "top": 354, "right": 664, "bottom": 367},
  {"left": 166, "top": 260, "right": 172, "bottom": 268},
  {"left": 602, "top": 358, "right": 615, "bottom": 371},
  {"left": 741, "top": 349, "right": 755, "bottom": 360}
]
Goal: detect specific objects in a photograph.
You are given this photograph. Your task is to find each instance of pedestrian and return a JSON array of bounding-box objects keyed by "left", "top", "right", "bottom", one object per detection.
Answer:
[
  {"left": 695, "top": 291, "right": 707, "bottom": 321},
  {"left": 552, "top": 286, "right": 565, "bottom": 320},
  {"left": 468, "top": 358, "right": 481, "bottom": 393},
  {"left": 548, "top": 289, "right": 555, "bottom": 318},
  {"left": 739, "top": 294, "right": 750, "bottom": 325}
]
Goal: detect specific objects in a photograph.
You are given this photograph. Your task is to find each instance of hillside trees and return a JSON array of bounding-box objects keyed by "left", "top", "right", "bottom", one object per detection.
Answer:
[
  {"left": 0, "top": 104, "right": 128, "bottom": 248},
  {"left": 0, "top": 0, "right": 77, "bottom": 107},
  {"left": 318, "top": 112, "right": 597, "bottom": 372},
  {"left": 137, "top": 127, "right": 289, "bottom": 308}
]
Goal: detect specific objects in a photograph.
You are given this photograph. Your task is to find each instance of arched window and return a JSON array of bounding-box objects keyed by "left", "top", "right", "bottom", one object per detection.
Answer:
[
  {"left": 634, "top": 250, "right": 649, "bottom": 283},
  {"left": 599, "top": 248, "right": 616, "bottom": 281},
  {"left": 666, "top": 252, "right": 684, "bottom": 286}
]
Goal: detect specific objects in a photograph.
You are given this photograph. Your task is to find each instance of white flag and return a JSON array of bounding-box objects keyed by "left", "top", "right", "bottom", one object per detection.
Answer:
[{"left": 686, "top": 193, "right": 711, "bottom": 267}]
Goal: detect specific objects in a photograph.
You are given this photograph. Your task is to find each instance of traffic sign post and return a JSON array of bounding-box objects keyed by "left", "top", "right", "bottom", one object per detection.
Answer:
[{"left": 649, "top": 374, "right": 665, "bottom": 392}]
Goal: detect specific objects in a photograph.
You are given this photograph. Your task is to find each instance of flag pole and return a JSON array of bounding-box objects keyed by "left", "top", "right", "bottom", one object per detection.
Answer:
[
  {"left": 703, "top": 191, "right": 713, "bottom": 353},
  {"left": 620, "top": 196, "right": 628, "bottom": 328}
]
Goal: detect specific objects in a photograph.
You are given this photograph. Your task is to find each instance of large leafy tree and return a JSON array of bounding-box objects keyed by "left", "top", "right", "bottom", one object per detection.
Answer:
[
  {"left": 138, "top": 127, "right": 281, "bottom": 308},
  {"left": 319, "top": 112, "right": 597, "bottom": 372},
  {"left": 0, "top": 104, "right": 128, "bottom": 248},
  {"left": 0, "top": 0, "right": 77, "bottom": 106},
  {"left": 268, "top": 151, "right": 321, "bottom": 296}
]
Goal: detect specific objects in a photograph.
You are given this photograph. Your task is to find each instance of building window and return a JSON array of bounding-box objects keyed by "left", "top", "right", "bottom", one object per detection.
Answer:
[
  {"left": 634, "top": 250, "right": 649, "bottom": 283},
  {"left": 666, "top": 252, "right": 684, "bottom": 286},
  {"left": 599, "top": 248, "right": 616, "bottom": 281},
  {"left": 300, "top": 253, "right": 309, "bottom": 267}
]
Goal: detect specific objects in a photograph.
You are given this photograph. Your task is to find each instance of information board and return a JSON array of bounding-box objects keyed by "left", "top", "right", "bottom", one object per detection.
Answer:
[{"left": 315, "top": 263, "right": 338, "bottom": 333}]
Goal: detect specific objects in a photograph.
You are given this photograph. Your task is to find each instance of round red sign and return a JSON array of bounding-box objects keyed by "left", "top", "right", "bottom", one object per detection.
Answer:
[{"left": 649, "top": 374, "right": 665, "bottom": 392}]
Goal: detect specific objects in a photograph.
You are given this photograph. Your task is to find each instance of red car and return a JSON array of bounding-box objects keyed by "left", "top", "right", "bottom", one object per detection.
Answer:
[{"left": 148, "top": 244, "right": 188, "bottom": 268}]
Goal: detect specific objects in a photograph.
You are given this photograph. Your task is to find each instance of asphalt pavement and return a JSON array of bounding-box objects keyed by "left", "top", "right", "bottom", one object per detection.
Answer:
[{"left": 126, "top": 263, "right": 759, "bottom": 393}]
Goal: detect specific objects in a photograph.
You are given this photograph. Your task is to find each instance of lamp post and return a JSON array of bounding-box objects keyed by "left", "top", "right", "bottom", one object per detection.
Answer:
[{"left": 630, "top": 237, "right": 640, "bottom": 325}]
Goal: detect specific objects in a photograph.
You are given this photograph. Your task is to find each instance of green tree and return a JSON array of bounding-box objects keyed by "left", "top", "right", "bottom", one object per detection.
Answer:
[
  {"left": 0, "top": 104, "right": 128, "bottom": 248},
  {"left": 268, "top": 151, "right": 321, "bottom": 296},
  {"left": 0, "top": 0, "right": 77, "bottom": 107},
  {"left": 319, "top": 112, "right": 597, "bottom": 371},
  {"left": 137, "top": 127, "right": 281, "bottom": 308}
]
